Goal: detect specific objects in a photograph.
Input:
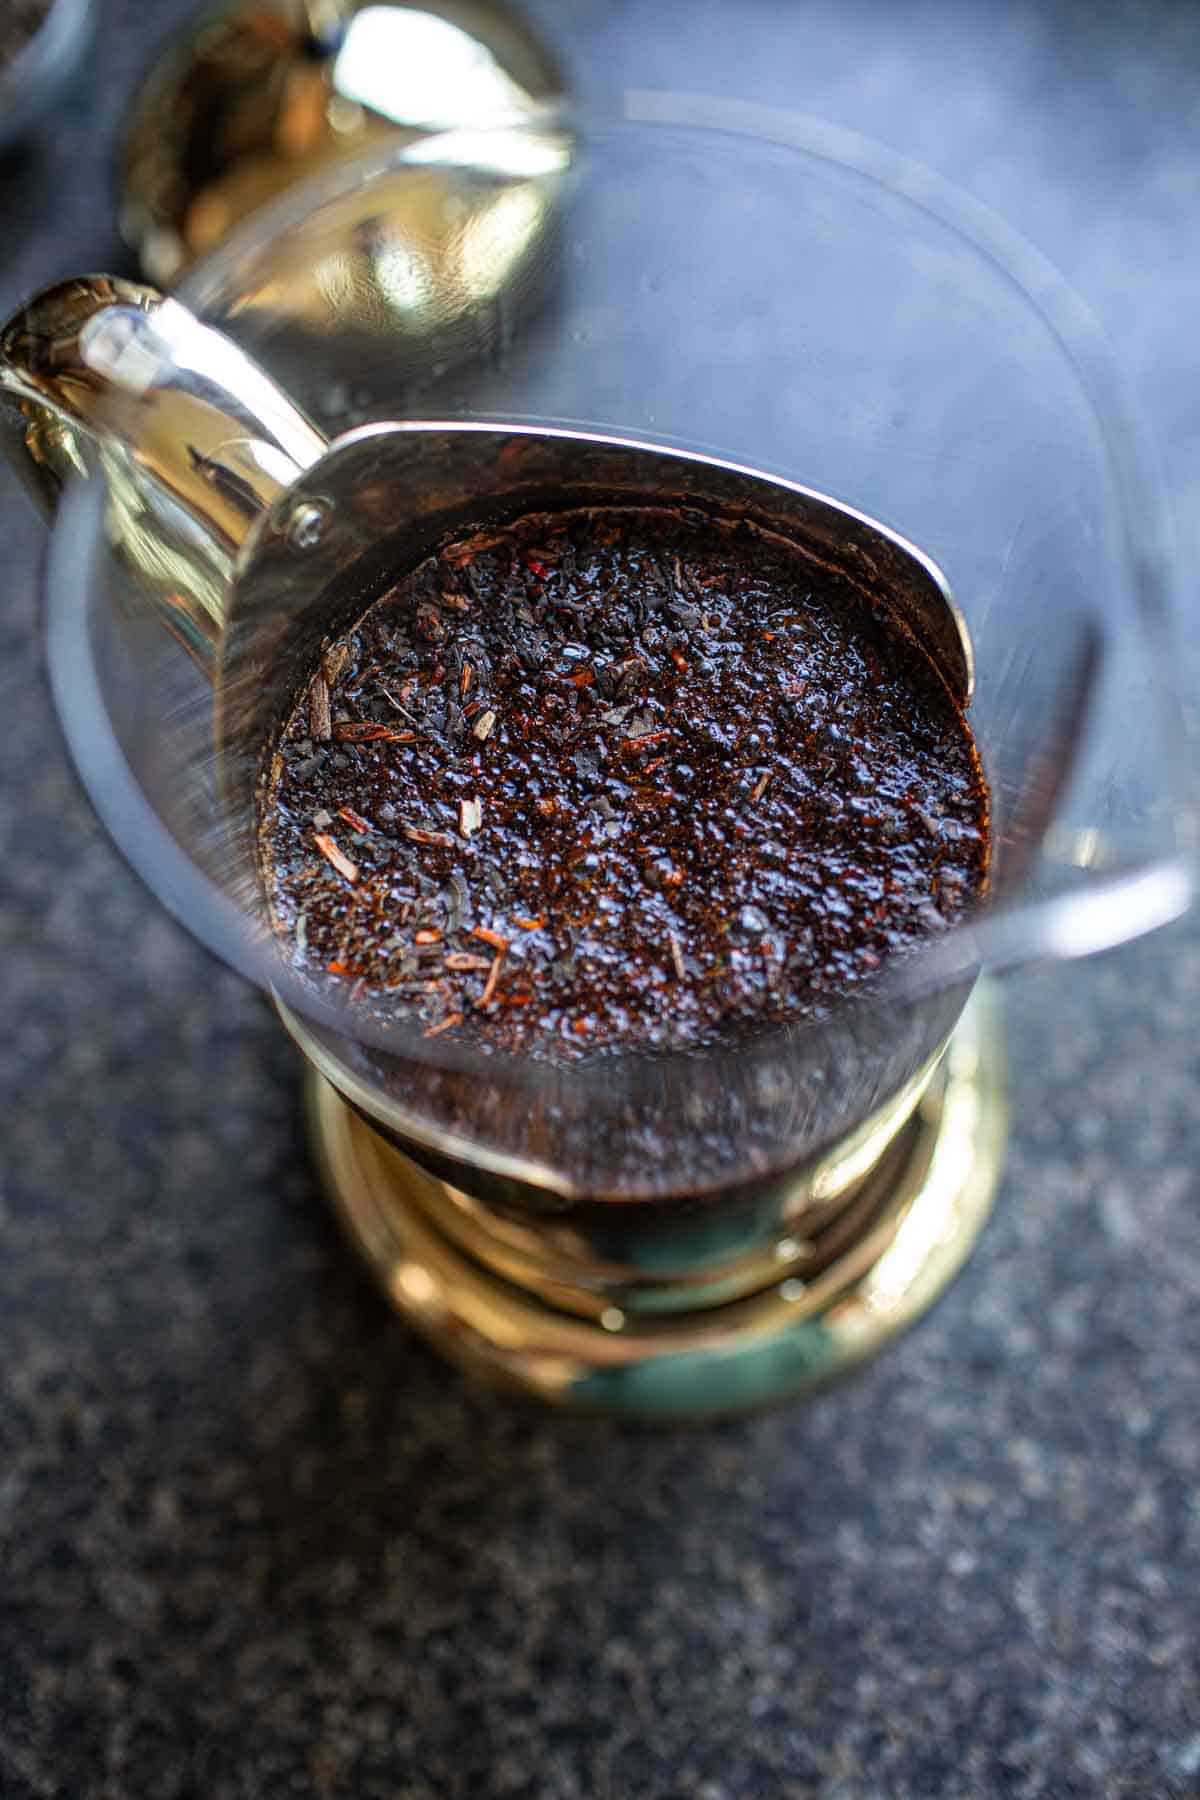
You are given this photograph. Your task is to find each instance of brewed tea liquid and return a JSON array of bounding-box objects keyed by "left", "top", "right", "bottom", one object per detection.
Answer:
[{"left": 261, "top": 502, "right": 988, "bottom": 1056}]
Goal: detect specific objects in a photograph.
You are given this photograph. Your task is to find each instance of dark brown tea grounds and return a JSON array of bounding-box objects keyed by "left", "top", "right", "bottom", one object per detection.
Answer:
[{"left": 262, "top": 504, "right": 989, "bottom": 1057}]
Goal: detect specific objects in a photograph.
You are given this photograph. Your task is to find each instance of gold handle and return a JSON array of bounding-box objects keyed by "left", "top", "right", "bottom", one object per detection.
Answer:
[
  {"left": 0, "top": 274, "right": 328, "bottom": 669},
  {"left": 0, "top": 274, "right": 326, "bottom": 534}
]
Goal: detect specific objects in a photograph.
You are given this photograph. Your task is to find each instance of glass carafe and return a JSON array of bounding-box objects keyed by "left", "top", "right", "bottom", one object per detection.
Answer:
[{"left": 2, "top": 98, "right": 1192, "bottom": 1417}]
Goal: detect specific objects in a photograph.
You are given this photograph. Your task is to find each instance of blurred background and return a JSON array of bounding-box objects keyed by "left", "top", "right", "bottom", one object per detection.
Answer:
[{"left": 2, "top": 2, "right": 1199, "bottom": 1795}]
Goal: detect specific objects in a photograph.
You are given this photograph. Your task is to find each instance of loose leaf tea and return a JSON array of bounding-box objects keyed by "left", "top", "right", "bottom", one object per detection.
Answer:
[{"left": 262, "top": 504, "right": 989, "bottom": 1056}]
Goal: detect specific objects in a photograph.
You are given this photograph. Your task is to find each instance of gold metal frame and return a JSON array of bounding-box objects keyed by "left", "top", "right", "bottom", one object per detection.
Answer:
[{"left": 306, "top": 985, "right": 1006, "bottom": 1418}]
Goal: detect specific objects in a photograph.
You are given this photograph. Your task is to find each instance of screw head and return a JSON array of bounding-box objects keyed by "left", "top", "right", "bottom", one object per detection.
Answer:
[{"left": 285, "top": 498, "right": 330, "bottom": 549}]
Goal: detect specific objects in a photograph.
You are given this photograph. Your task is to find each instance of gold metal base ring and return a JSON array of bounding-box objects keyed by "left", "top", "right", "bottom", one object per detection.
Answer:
[{"left": 306, "top": 987, "right": 1006, "bottom": 1419}]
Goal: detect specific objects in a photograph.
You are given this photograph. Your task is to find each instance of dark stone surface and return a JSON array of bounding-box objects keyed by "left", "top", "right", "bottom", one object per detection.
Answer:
[{"left": 2, "top": 2, "right": 1199, "bottom": 1795}]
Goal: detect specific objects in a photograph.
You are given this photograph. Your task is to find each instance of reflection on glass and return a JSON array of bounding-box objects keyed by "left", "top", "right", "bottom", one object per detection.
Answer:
[
  {"left": 455, "top": 183, "right": 549, "bottom": 300},
  {"left": 214, "top": 146, "right": 565, "bottom": 354},
  {"left": 401, "top": 123, "right": 573, "bottom": 177},
  {"left": 333, "top": 6, "right": 533, "bottom": 124}
]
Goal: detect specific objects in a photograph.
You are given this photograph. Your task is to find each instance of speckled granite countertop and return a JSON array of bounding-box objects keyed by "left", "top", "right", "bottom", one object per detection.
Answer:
[{"left": 2, "top": 2, "right": 1199, "bottom": 1795}]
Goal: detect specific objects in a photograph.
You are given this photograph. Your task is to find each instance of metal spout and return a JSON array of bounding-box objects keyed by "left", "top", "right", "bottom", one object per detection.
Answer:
[{"left": 0, "top": 274, "right": 327, "bottom": 664}]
